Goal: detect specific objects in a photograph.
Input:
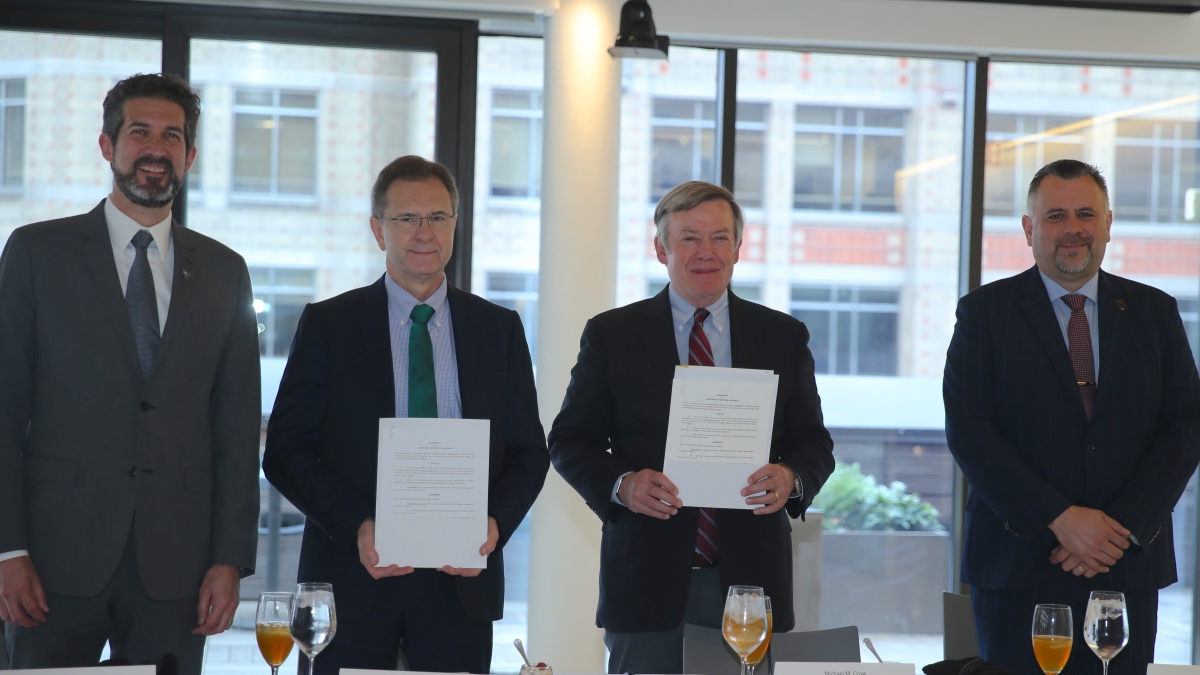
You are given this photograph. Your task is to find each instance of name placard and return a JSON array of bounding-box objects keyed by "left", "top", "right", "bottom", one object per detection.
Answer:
[
  {"left": 1148, "top": 666, "right": 1200, "bottom": 675},
  {"left": 774, "top": 663, "right": 915, "bottom": 675}
]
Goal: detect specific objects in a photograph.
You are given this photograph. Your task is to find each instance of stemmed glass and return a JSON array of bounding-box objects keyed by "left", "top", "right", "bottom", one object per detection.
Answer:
[
  {"left": 722, "top": 585, "right": 769, "bottom": 675},
  {"left": 290, "top": 583, "right": 337, "bottom": 675},
  {"left": 1084, "top": 591, "right": 1129, "bottom": 675},
  {"left": 256, "top": 592, "right": 295, "bottom": 675},
  {"left": 1031, "top": 604, "right": 1073, "bottom": 675},
  {"left": 744, "top": 596, "right": 773, "bottom": 675}
]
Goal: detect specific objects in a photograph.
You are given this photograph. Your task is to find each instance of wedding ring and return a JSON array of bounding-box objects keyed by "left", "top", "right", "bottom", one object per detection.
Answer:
[
  {"left": 1077, "top": 565, "right": 1085, "bottom": 573},
  {"left": 773, "top": 491, "right": 780, "bottom": 502},
  {"left": 227, "top": 619, "right": 235, "bottom": 629}
]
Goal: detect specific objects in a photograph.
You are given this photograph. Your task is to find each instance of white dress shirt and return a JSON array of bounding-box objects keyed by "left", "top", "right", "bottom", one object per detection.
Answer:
[{"left": 1, "top": 199, "right": 176, "bottom": 564}]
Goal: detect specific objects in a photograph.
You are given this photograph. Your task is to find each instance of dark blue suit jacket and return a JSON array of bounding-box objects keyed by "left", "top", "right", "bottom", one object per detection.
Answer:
[
  {"left": 263, "top": 275, "right": 549, "bottom": 622},
  {"left": 548, "top": 288, "right": 834, "bottom": 633},
  {"left": 944, "top": 266, "right": 1200, "bottom": 591}
]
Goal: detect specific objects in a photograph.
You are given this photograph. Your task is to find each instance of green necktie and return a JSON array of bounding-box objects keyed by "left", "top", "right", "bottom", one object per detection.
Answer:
[{"left": 408, "top": 304, "right": 437, "bottom": 418}]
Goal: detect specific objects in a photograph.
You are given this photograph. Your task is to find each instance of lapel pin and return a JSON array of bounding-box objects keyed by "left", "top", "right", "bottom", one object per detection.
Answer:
[
  {"left": 1115, "top": 299, "right": 1125, "bottom": 310},
  {"left": 183, "top": 270, "right": 191, "bottom": 281}
]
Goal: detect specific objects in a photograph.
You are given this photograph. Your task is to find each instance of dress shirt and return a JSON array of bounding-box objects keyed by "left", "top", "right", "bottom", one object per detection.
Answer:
[
  {"left": 611, "top": 285, "right": 801, "bottom": 505},
  {"left": 0, "top": 200, "right": 176, "bottom": 564},
  {"left": 385, "top": 274, "right": 462, "bottom": 419},
  {"left": 105, "top": 197, "right": 173, "bottom": 336},
  {"left": 1039, "top": 270, "right": 1101, "bottom": 380}
]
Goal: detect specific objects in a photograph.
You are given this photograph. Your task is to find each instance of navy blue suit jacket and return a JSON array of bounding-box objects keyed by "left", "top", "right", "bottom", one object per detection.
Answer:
[
  {"left": 548, "top": 288, "right": 834, "bottom": 633},
  {"left": 944, "top": 266, "right": 1200, "bottom": 591},
  {"left": 263, "top": 275, "right": 549, "bottom": 622}
]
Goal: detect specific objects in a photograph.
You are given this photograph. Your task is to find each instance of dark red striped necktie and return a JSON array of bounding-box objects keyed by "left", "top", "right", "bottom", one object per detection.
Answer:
[
  {"left": 689, "top": 308, "right": 720, "bottom": 565},
  {"left": 1062, "top": 294, "right": 1096, "bottom": 420}
]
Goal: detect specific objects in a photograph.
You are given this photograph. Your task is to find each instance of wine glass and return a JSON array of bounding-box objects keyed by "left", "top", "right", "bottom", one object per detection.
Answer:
[
  {"left": 1084, "top": 591, "right": 1129, "bottom": 675},
  {"left": 722, "top": 585, "right": 768, "bottom": 675},
  {"left": 1031, "top": 604, "right": 1072, "bottom": 675},
  {"left": 291, "top": 582, "right": 337, "bottom": 675},
  {"left": 744, "top": 596, "right": 773, "bottom": 675},
  {"left": 256, "top": 592, "right": 295, "bottom": 675}
]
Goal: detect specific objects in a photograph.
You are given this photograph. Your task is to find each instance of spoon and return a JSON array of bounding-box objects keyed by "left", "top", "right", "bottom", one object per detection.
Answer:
[
  {"left": 863, "top": 637, "right": 884, "bottom": 663},
  {"left": 514, "top": 638, "right": 533, "bottom": 668}
]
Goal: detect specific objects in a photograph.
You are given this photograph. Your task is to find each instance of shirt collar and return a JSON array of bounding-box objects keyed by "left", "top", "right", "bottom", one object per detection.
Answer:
[
  {"left": 668, "top": 284, "right": 729, "bottom": 336},
  {"left": 385, "top": 273, "right": 450, "bottom": 331},
  {"left": 104, "top": 196, "right": 172, "bottom": 256},
  {"left": 1039, "top": 268, "right": 1100, "bottom": 305}
]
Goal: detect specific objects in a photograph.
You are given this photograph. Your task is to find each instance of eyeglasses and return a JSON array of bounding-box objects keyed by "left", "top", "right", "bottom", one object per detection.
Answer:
[{"left": 375, "top": 213, "right": 457, "bottom": 231}]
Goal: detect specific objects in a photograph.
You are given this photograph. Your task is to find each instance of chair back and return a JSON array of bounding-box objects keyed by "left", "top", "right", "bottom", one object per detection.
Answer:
[
  {"left": 771, "top": 625, "right": 861, "bottom": 663},
  {"left": 943, "top": 591, "right": 980, "bottom": 660},
  {"left": 682, "top": 624, "right": 741, "bottom": 675}
]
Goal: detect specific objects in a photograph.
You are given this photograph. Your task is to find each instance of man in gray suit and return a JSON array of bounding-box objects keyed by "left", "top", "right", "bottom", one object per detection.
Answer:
[{"left": 0, "top": 73, "right": 261, "bottom": 675}]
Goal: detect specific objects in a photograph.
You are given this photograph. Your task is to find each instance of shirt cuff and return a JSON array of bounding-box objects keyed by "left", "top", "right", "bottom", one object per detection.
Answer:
[
  {"left": 0, "top": 550, "right": 29, "bottom": 563},
  {"left": 611, "top": 471, "right": 634, "bottom": 506}
]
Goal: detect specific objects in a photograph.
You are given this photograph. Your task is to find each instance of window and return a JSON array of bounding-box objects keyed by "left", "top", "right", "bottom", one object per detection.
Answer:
[
  {"left": 485, "top": 271, "right": 538, "bottom": 361},
  {"left": 491, "top": 91, "right": 542, "bottom": 198},
  {"left": 1113, "top": 118, "right": 1200, "bottom": 223},
  {"left": 984, "top": 113, "right": 1087, "bottom": 217},
  {"left": 1, "top": 79, "right": 24, "bottom": 188},
  {"left": 734, "top": 102, "right": 767, "bottom": 208},
  {"left": 651, "top": 98, "right": 716, "bottom": 202},
  {"left": 793, "top": 106, "right": 906, "bottom": 212},
  {"left": 250, "top": 268, "right": 316, "bottom": 358},
  {"left": 232, "top": 88, "right": 318, "bottom": 198},
  {"left": 790, "top": 285, "right": 899, "bottom": 375}
]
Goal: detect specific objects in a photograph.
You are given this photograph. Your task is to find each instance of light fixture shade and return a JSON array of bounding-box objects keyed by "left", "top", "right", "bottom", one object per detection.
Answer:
[{"left": 607, "top": 0, "right": 669, "bottom": 60}]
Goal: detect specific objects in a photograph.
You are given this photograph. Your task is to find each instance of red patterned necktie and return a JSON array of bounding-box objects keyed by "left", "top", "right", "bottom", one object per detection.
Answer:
[
  {"left": 689, "top": 308, "right": 720, "bottom": 565},
  {"left": 1062, "top": 294, "right": 1096, "bottom": 420}
]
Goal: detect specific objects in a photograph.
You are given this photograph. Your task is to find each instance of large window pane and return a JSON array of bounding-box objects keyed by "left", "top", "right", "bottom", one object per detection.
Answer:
[
  {"left": 188, "top": 39, "right": 437, "bottom": 675},
  {"left": 0, "top": 31, "right": 160, "bottom": 250},
  {"left": 471, "top": 35, "right": 545, "bottom": 673},
  {"left": 984, "top": 61, "right": 1200, "bottom": 664}
]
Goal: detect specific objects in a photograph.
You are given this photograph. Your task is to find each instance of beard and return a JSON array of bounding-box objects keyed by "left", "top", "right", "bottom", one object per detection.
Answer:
[
  {"left": 1053, "top": 234, "right": 1094, "bottom": 276},
  {"left": 111, "top": 155, "right": 183, "bottom": 208}
]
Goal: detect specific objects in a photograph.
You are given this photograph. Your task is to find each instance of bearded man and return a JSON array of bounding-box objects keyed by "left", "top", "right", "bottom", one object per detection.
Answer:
[
  {"left": 944, "top": 159, "right": 1200, "bottom": 675},
  {"left": 0, "top": 73, "right": 261, "bottom": 675}
]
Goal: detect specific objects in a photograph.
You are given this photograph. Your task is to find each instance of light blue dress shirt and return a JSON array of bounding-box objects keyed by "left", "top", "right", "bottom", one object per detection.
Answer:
[
  {"left": 668, "top": 284, "right": 732, "bottom": 368},
  {"left": 385, "top": 274, "right": 462, "bottom": 419},
  {"left": 1039, "top": 270, "right": 1101, "bottom": 379}
]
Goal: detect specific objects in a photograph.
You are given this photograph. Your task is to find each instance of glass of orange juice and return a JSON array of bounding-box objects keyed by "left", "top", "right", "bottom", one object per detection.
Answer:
[
  {"left": 744, "top": 596, "right": 772, "bottom": 675},
  {"left": 1032, "top": 603, "right": 1073, "bottom": 675},
  {"left": 722, "top": 586, "right": 768, "bottom": 675},
  {"left": 256, "top": 592, "right": 295, "bottom": 675}
]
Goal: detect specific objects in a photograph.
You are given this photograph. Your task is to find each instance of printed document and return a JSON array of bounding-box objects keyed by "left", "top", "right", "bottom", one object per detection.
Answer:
[
  {"left": 374, "top": 418, "right": 490, "bottom": 569},
  {"left": 662, "top": 366, "right": 779, "bottom": 509}
]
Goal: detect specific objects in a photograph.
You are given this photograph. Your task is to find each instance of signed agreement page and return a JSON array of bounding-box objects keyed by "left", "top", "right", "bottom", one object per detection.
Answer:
[
  {"left": 374, "top": 418, "right": 490, "bottom": 569},
  {"left": 662, "top": 366, "right": 779, "bottom": 509}
]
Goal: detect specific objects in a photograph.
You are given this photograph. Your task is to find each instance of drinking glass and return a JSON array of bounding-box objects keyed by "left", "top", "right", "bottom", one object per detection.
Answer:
[
  {"left": 291, "top": 583, "right": 337, "bottom": 675},
  {"left": 1084, "top": 591, "right": 1129, "bottom": 675},
  {"left": 744, "top": 596, "right": 773, "bottom": 675},
  {"left": 722, "top": 585, "right": 768, "bottom": 675},
  {"left": 256, "top": 592, "right": 295, "bottom": 675},
  {"left": 1031, "top": 604, "right": 1072, "bottom": 675}
]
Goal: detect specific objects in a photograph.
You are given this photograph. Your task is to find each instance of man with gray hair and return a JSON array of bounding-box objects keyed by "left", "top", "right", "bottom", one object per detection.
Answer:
[
  {"left": 550, "top": 180, "right": 834, "bottom": 673},
  {"left": 945, "top": 159, "right": 1200, "bottom": 674}
]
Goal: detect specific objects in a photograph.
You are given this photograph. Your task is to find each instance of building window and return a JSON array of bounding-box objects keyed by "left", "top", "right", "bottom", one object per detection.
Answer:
[
  {"left": 251, "top": 268, "right": 316, "bottom": 357},
  {"left": 187, "top": 113, "right": 202, "bottom": 194},
  {"left": 984, "top": 113, "right": 1087, "bottom": 217},
  {"left": 491, "top": 91, "right": 542, "bottom": 199},
  {"left": 1, "top": 79, "right": 25, "bottom": 187},
  {"left": 735, "top": 102, "right": 767, "bottom": 209},
  {"left": 793, "top": 106, "right": 906, "bottom": 213},
  {"left": 1112, "top": 119, "right": 1200, "bottom": 224},
  {"left": 232, "top": 89, "right": 318, "bottom": 198},
  {"left": 790, "top": 285, "right": 899, "bottom": 375},
  {"left": 1180, "top": 297, "right": 1200, "bottom": 366},
  {"left": 652, "top": 98, "right": 716, "bottom": 202},
  {"left": 485, "top": 272, "right": 538, "bottom": 362}
]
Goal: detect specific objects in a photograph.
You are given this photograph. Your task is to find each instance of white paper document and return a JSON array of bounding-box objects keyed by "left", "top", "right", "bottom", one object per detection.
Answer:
[
  {"left": 662, "top": 365, "right": 779, "bottom": 509},
  {"left": 774, "top": 662, "right": 914, "bottom": 675},
  {"left": 374, "top": 418, "right": 490, "bottom": 569}
]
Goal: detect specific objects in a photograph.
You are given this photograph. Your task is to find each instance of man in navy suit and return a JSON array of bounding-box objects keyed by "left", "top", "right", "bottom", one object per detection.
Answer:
[
  {"left": 263, "top": 156, "right": 548, "bottom": 674},
  {"left": 945, "top": 159, "right": 1200, "bottom": 674}
]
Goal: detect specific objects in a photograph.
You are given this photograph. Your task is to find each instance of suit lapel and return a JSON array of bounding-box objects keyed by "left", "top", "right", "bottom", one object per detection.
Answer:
[
  {"left": 1014, "top": 266, "right": 1087, "bottom": 418},
  {"left": 1093, "top": 271, "right": 1123, "bottom": 413},
  {"left": 361, "top": 276, "right": 396, "bottom": 419},
  {"left": 640, "top": 288, "right": 682, "bottom": 375},
  {"left": 146, "top": 222, "right": 196, "bottom": 384},
  {"left": 728, "top": 291, "right": 761, "bottom": 369},
  {"left": 447, "top": 287, "right": 485, "bottom": 420},
  {"left": 78, "top": 201, "right": 142, "bottom": 379}
]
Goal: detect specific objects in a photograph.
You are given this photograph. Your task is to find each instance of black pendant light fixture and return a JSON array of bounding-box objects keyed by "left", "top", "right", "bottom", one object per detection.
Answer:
[{"left": 607, "top": 0, "right": 670, "bottom": 60}]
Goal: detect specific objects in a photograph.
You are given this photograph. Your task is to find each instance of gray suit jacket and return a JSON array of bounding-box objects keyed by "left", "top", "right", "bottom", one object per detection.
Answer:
[{"left": 0, "top": 200, "right": 261, "bottom": 601}]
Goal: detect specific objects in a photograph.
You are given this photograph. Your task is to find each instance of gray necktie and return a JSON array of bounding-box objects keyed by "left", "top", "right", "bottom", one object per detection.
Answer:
[{"left": 126, "top": 229, "right": 161, "bottom": 381}]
